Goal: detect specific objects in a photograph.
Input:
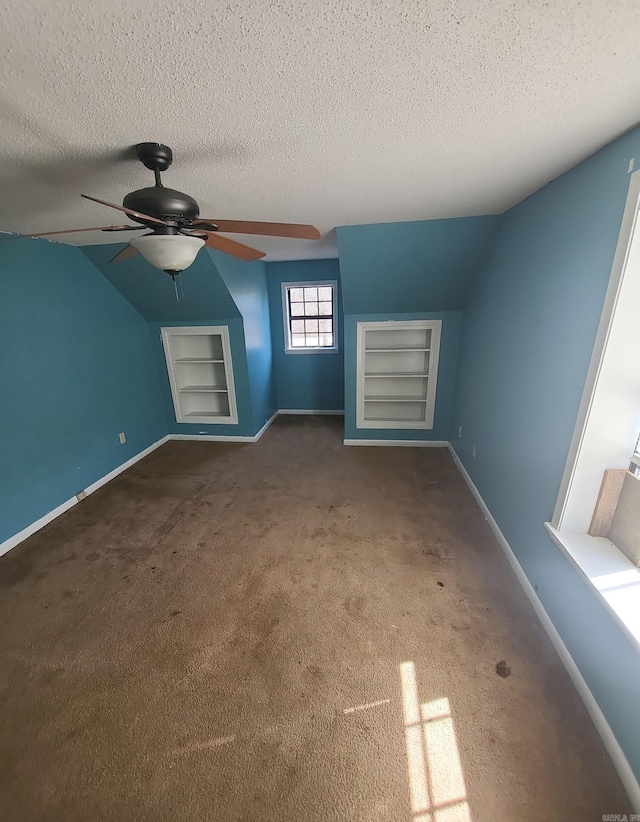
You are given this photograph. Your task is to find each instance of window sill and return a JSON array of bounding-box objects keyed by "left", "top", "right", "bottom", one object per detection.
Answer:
[
  {"left": 284, "top": 347, "right": 339, "bottom": 355},
  {"left": 545, "top": 523, "right": 640, "bottom": 652}
]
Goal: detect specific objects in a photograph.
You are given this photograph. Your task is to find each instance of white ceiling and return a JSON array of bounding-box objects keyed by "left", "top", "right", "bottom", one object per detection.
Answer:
[{"left": 1, "top": 0, "right": 639, "bottom": 261}]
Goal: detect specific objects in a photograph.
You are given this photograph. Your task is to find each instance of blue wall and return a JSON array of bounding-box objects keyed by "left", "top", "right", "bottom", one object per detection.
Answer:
[
  {"left": 81, "top": 244, "right": 240, "bottom": 322},
  {"left": 336, "top": 216, "right": 495, "bottom": 440},
  {"left": 209, "top": 251, "right": 277, "bottom": 431},
  {"left": 83, "top": 244, "right": 250, "bottom": 436},
  {"left": 343, "top": 312, "right": 462, "bottom": 441},
  {"left": 266, "top": 259, "right": 344, "bottom": 411},
  {"left": 453, "top": 126, "right": 640, "bottom": 780},
  {"left": 83, "top": 244, "right": 275, "bottom": 437},
  {"left": 0, "top": 239, "right": 167, "bottom": 544},
  {"left": 336, "top": 215, "right": 501, "bottom": 314}
]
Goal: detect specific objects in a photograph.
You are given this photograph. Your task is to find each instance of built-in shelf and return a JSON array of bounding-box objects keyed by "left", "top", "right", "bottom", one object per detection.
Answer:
[
  {"left": 161, "top": 326, "right": 238, "bottom": 425},
  {"left": 357, "top": 321, "right": 441, "bottom": 430}
]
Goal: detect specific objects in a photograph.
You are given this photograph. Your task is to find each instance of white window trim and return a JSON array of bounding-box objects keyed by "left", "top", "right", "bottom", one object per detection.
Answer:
[
  {"left": 281, "top": 280, "right": 339, "bottom": 354},
  {"left": 546, "top": 169, "right": 640, "bottom": 652}
]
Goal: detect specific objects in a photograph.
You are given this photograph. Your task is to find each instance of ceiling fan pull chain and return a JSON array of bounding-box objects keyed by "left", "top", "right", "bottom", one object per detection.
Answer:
[{"left": 174, "top": 275, "right": 179, "bottom": 302}]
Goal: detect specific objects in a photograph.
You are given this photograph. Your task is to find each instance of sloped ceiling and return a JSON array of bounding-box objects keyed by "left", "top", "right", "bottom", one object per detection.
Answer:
[
  {"left": 1, "top": 1, "right": 639, "bottom": 260},
  {"left": 81, "top": 244, "right": 240, "bottom": 322},
  {"left": 337, "top": 215, "right": 500, "bottom": 314}
]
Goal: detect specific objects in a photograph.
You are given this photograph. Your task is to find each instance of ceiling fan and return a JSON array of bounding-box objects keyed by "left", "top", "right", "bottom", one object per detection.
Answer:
[{"left": 21, "top": 142, "right": 322, "bottom": 279}]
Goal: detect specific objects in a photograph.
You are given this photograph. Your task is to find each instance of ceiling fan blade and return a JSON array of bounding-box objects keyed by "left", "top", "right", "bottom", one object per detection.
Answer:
[
  {"left": 194, "top": 219, "right": 321, "bottom": 240},
  {"left": 81, "top": 194, "right": 169, "bottom": 226},
  {"left": 110, "top": 244, "right": 139, "bottom": 263},
  {"left": 192, "top": 231, "right": 266, "bottom": 260},
  {"left": 23, "top": 224, "right": 139, "bottom": 238}
]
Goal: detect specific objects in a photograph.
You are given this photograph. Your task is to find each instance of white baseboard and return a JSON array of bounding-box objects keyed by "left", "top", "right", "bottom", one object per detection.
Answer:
[
  {"left": 169, "top": 411, "right": 278, "bottom": 443},
  {"left": 447, "top": 443, "right": 640, "bottom": 811},
  {"left": 169, "top": 435, "right": 258, "bottom": 442},
  {"left": 0, "top": 435, "right": 170, "bottom": 560},
  {"left": 344, "top": 438, "right": 449, "bottom": 447},
  {"left": 252, "top": 411, "right": 279, "bottom": 439},
  {"left": 278, "top": 409, "right": 344, "bottom": 415}
]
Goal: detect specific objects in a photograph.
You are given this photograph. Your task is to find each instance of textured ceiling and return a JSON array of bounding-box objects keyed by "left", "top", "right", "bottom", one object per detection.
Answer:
[{"left": 1, "top": 1, "right": 639, "bottom": 261}]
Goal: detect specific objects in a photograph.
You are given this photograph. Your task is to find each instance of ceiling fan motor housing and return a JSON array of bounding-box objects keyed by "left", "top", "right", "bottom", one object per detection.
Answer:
[{"left": 123, "top": 187, "right": 200, "bottom": 224}]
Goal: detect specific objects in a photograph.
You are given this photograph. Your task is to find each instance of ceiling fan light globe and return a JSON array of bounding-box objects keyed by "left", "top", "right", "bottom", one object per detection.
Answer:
[{"left": 129, "top": 234, "right": 204, "bottom": 272}]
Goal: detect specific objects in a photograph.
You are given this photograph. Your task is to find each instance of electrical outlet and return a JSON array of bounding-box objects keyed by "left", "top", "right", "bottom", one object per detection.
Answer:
[
  {"left": 458, "top": 426, "right": 463, "bottom": 439},
  {"left": 472, "top": 445, "right": 476, "bottom": 459},
  {"left": 119, "top": 432, "right": 126, "bottom": 444},
  {"left": 76, "top": 490, "right": 87, "bottom": 502}
]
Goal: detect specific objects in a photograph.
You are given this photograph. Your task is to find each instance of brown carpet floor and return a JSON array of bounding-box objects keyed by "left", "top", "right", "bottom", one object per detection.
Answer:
[{"left": 0, "top": 416, "right": 630, "bottom": 821}]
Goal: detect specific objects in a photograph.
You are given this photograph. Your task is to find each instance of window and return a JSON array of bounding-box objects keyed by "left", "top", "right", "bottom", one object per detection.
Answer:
[
  {"left": 546, "top": 169, "right": 640, "bottom": 650},
  {"left": 282, "top": 281, "right": 338, "bottom": 352},
  {"left": 630, "top": 433, "right": 640, "bottom": 478}
]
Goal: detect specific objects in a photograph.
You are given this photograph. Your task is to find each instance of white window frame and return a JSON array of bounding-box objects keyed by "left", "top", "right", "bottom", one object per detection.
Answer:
[
  {"left": 281, "top": 280, "right": 339, "bottom": 354},
  {"left": 630, "top": 434, "right": 640, "bottom": 476},
  {"left": 546, "top": 169, "right": 640, "bottom": 651}
]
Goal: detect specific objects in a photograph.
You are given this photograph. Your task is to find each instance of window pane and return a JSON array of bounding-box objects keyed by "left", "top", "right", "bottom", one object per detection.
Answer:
[
  {"left": 289, "top": 288, "right": 304, "bottom": 302},
  {"left": 304, "top": 301, "right": 318, "bottom": 316},
  {"left": 305, "top": 319, "right": 319, "bottom": 332},
  {"left": 318, "top": 286, "right": 333, "bottom": 301},
  {"left": 291, "top": 334, "right": 305, "bottom": 347},
  {"left": 318, "top": 319, "right": 332, "bottom": 332},
  {"left": 303, "top": 287, "right": 318, "bottom": 301},
  {"left": 318, "top": 301, "right": 332, "bottom": 316},
  {"left": 305, "top": 334, "right": 319, "bottom": 347},
  {"left": 290, "top": 302, "right": 305, "bottom": 316},
  {"left": 291, "top": 319, "right": 305, "bottom": 333},
  {"left": 319, "top": 333, "right": 334, "bottom": 346}
]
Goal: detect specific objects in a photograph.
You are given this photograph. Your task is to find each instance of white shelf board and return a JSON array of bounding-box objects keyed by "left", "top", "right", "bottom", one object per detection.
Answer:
[
  {"left": 179, "top": 386, "right": 228, "bottom": 393},
  {"left": 364, "top": 414, "right": 426, "bottom": 423},
  {"left": 183, "top": 410, "right": 229, "bottom": 418},
  {"left": 365, "top": 347, "right": 430, "bottom": 353},
  {"left": 175, "top": 357, "right": 225, "bottom": 363},
  {"left": 365, "top": 372, "right": 428, "bottom": 378},
  {"left": 365, "top": 395, "right": 427, "bottom": 402}
]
